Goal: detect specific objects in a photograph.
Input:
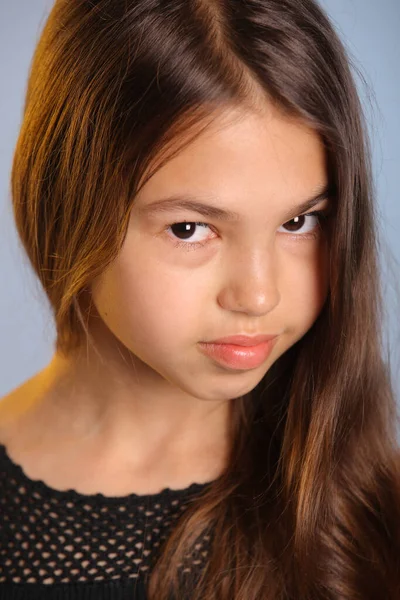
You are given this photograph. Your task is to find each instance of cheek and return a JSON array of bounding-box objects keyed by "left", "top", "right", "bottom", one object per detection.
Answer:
[
  {"left": 90, "top": 250, "right": 205, "bottom": 350},
  {"left": 284, "top": 240, "right": 329, "bottom": 328}
]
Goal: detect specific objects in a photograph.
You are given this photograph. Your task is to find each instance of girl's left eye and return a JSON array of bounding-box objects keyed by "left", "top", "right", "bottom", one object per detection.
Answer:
[
  {"left": 276, "top": 211, "right": 328, "bottom": 237},
  {"left": 165, "top": 210, "right": 330, "bottom": 251}
]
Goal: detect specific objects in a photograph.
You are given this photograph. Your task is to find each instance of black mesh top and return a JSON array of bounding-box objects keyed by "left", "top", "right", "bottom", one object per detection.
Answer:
[{"left": 0, "top": 443, "right": 214, "bottom": 599}]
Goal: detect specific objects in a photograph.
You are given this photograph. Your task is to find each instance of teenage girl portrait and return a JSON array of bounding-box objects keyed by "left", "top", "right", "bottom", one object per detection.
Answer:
[{"left": 0, "top": 0, "right": 399, "bottom": 599}]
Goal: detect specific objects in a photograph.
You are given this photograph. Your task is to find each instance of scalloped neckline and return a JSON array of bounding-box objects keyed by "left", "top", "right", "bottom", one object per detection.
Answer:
[{"left": 0, "top": 442, "right": 215, "bottom": 505}]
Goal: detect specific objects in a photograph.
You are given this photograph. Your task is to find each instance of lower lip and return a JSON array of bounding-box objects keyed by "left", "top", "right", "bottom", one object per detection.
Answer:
[{"left": 198, "top": 338, "right": 278, "bottom": 370}]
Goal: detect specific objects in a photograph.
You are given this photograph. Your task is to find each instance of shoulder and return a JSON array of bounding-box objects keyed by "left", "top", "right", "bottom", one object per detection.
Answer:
[{"left": 0, "top": 370, "right": 48, "bottom": 447}]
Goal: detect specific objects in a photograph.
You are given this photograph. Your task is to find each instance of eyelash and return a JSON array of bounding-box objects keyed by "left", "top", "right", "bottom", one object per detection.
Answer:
[{"left": 165, "top": 210, "right": 331, "bottom": 252}]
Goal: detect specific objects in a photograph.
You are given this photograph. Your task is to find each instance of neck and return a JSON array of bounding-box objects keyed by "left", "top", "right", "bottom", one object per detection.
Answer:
[{"left": 14, "top": 333, "right": 232, "bottom": 486}]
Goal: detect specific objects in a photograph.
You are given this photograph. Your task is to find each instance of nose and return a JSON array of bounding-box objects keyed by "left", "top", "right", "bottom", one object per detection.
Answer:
[{"left": 217, "top": 246, "right": 281, "bottom": 317}]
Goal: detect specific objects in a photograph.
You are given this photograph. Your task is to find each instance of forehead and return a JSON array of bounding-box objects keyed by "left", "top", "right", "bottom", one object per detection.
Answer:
[{"left": 134, "top": 107, "right": 330, "bottom": 220}]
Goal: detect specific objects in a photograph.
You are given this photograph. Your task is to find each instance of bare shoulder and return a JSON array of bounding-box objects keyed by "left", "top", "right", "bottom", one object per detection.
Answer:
[{"left": 0, "top": 369, "right": 50, "bottom": 446}]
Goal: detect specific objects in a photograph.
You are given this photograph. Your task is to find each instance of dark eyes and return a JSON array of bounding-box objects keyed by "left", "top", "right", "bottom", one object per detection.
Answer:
[{"left": 165, "top": 210, "right": 330, "bottom": 252}]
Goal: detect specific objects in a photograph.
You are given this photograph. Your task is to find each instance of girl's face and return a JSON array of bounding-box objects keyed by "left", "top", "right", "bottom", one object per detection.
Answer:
[{"left": 90, "top": 105, "right": 330, "bottom": 402}]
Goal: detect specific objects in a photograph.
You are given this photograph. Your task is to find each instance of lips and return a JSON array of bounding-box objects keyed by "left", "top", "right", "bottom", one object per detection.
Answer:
[
  {"left": 198, "top": 336, "right": 278, "bottom": 370},
  {"left": 206, "top": 334, "right": 278, "bottom": 347}
]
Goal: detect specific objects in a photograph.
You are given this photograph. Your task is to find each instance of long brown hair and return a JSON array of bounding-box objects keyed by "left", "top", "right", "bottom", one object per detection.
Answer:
[{"left": 10, "top": 0, "right": 400, "bottom": 597}]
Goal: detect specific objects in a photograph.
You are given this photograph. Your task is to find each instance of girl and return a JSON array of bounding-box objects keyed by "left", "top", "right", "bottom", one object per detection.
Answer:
[{"left": 1, "top": 0, "right": 399, "bottom": 598}]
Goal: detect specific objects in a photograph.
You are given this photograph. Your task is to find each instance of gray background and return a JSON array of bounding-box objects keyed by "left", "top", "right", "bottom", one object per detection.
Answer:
[{"left": 1, "top": 1, "right": 399, "bottom": 412}]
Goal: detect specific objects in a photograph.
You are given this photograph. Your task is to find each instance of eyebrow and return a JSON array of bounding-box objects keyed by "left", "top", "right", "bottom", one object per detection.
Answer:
[{"left": 138, "top": 183, "right": 335, "bottom": 223}]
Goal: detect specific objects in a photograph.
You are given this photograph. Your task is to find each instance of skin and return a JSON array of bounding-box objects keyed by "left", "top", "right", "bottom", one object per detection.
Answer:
[{"left": 0, "top": 103, "right": 330, "bottom": 496}]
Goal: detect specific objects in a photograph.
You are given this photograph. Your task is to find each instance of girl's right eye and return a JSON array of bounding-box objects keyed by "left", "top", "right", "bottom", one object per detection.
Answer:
[{"left": 165, "top": 221, "right": 215, "bottom": 252}]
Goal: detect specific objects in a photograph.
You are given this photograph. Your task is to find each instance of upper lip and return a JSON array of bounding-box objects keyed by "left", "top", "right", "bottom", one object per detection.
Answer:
[{"left": 205, "top": 334, "right": 279, "bottom": 346}]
